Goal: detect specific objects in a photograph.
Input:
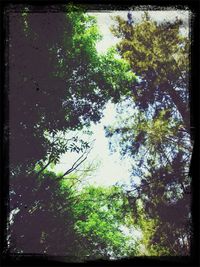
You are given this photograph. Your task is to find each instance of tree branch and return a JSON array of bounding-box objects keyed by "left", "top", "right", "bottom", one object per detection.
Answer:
[
  {"left": 37, "top": 159, "right": 53, "bottom": 176},
  {"left": 58, "top": 146, "right": 93, "bottom": 180}
]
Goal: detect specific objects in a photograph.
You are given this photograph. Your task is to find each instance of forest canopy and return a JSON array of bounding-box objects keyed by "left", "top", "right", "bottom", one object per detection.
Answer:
[{"left": 6, "top": 5, "right": 192, "bottom": 261}]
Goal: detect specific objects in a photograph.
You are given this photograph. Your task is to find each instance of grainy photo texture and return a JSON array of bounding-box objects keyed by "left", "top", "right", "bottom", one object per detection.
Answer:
[{"left": 6, "top": 4, "right": 193, "bottom": 262}]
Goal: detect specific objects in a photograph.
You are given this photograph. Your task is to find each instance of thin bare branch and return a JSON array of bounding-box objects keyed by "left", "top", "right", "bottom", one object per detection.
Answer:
[{"left": 58, "top": 145, "right": 93, "bottom": 180}]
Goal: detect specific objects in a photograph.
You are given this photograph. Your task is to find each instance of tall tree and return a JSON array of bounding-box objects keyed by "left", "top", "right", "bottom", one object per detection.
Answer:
[
  {"left": 111, "top": 12, "right": 190, "bottom": 131},
  {"left": 9, "top": 5, "right": 135, "bottom": 171},
  {"left": 7, "top": 5, "right": 135, "bottom": 256},
  {"left": 105, "top": 12, "right": 192, "bottom": 255}
]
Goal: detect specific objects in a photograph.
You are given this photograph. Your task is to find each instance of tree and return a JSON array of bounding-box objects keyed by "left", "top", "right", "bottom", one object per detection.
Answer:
[
  {"left": 7, "top": 5, "right": 136, "bottom": 257},
  {"left": 111, "top": 12, "right": 190, "bottom": 131},
  {"left": 9, "top": 5, "right": 135, "bottom": 170},
  {"left": 105, "top": 12, "right": 192, "bottom": 255},
  {"left": 9, "top": 170, "right": 79, "bottom": 256},
  {"left": 9, "top": 166, "right": 142, "bottom": 260},
  {"left": 72, "top": 185, "right": 139, "bottom": 260}
]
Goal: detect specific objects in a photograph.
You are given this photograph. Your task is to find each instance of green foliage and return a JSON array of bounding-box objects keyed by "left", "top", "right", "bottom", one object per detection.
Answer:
[
  {"left": 21, "top": 7, "right": 29, "bottom": 36},
  {"left": 98, "top": 48, "right": 137, "bottom": 102},
  {"left": 9, "top": 171, "right": 79, "bottom": 255},
  {"left": 10, "top": 5, "right": 136, "bottom": 169},
  {"left": 8, "top": 7, "right": 192, "bottom": 259},
  {"left": 106, "top": 12, "right": 192, "bottom": 255},
  {"left": 73, "top": 186, "right": 138, "bottom": 259},
  {"left": 111, "top": 12, "right": 190, "bottom": 130},
  {"left": 8, "top": 6, "right": 138, "bottom": 259},
  {"left": 9, "top": 168, "right": 141, "bottom": 259}
]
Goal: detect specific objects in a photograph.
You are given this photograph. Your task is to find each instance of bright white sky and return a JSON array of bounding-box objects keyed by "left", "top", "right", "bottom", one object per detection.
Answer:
[
  {"left": 53, "top": 101, "right": 133, "bottom": 187},
  {"left": 54, "top": 10, "right": 190, "bottom": 188}
]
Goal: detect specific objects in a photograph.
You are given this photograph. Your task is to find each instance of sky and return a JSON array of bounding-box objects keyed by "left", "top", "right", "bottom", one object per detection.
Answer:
[
  {"left": 53, "top": 101, "right": 133, "bottom": 187},
  {"left": 93, "top": 10, "right": 190, "bottom": 53},
  {"left": 54, "top": 10, "right": 190, "bottom": 188}
]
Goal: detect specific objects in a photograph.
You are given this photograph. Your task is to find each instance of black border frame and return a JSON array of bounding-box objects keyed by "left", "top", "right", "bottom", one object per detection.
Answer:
[{"left": 0, "top": 0, "right": 199, "bottom": 266}]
